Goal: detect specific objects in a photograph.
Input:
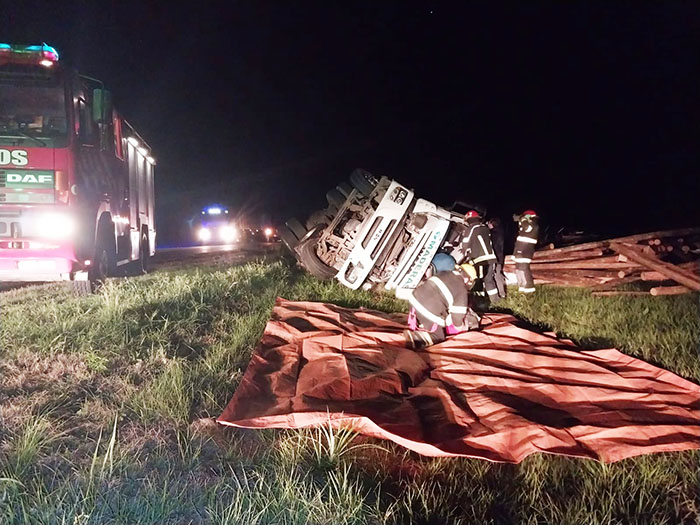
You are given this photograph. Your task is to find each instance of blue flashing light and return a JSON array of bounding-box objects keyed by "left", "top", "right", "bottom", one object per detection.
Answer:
[
  {"left": 0, "top": 44, "right": 11, "bottom": 50},
  {"left": 207, "top": 207, "right": 222, "bottom": 215}
]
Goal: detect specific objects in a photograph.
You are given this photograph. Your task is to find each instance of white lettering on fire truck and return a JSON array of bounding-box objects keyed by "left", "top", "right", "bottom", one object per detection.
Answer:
[
  {"left": 0, "top": 149, "right": 29, "bottom": 166},
  {"left": 6, "top": 173, "right": 52, "bottom": 184}
]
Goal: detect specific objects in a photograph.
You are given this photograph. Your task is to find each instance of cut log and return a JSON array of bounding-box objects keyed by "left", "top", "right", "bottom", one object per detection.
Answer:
[
  {"left": 529, "top": 256, "right": 640, "bottom": 270},
  {"left": 590, "top": 274, "right": 643, "bottom": 291},
  {"left": 650, "top": 285, "right": 692, "bottom": 296},
  {"left": 539, "top": 227, "right": 700, "bottom": 257},
  {"left": 532, "top": 248, "right": 605, "bottom": 261},
  {"left": 592, "top": 291, "right": 650, "bottom": 297},
  {"left": 610, "top": 243, "right": 700, "bottom": 291}
]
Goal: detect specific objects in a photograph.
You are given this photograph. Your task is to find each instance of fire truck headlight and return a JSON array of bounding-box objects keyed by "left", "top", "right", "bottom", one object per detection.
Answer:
[
  {"left": 264, "top": 227, "right": 273, "bottom": 238},
  {"left": 198, "top": 227, "right": 211, "bottom": 242},
  {"left": 37, "top": 213, "right": 76, "bottom": 239},
  {"left": 219, "top": 225, "right": 237, "bottom": 243}
]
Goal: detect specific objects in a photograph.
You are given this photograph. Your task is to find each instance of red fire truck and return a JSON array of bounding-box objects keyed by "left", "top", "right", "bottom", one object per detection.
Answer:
[{"left": 0, "top": 43, "right": 156, "bottom": 293}]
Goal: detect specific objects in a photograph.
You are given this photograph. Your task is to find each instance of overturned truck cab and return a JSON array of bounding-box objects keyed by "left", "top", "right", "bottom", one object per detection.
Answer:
[{"left": 281, "top": 169, "right": 471, "bottom": 298}]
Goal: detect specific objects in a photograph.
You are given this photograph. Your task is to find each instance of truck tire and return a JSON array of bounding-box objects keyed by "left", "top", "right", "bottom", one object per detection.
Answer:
[
  {"left": 326, "top": 188, "right": 345, "bottom": 210},
  {"left": 139, "top": 232, "right": 150, "bottom": 274},
  {"left": 296, "top": 233, "right": 337, "bottom": 280},
  {"left": 285, "top": 217, "right": 307, "bottom": 241},
  {"left": 349, "top": 169, "right": 377, "bottom": 197},
  {"left": 89, "top": 231, "right": 116, "bottom": 288},
  {"left": 279, "top": 226, "right": 299, "bottom": 253},
  {"left": 305, "top": 210, "right": 330, "bottom": 230}
]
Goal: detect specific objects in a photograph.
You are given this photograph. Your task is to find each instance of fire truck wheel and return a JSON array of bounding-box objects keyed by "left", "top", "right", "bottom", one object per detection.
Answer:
[
  {"left": 349, "top": 169, "right": 377, "bottom": 198},
  {"left": 89, "top": 234, "right": 116, "bottom": 287},
  {"left": 139, "top": 233, "right": 150, "bottom": 274},
  {"left": 295, "top": 233, "right": 337, "bottom": 280}
]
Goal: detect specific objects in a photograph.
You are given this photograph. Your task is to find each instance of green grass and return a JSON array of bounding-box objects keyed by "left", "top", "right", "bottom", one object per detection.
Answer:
[{"left": 0, "top": 256, "right": 698, "bottom": 524}]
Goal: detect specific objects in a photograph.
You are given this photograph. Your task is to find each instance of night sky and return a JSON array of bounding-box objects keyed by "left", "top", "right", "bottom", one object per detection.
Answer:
[{"left": 5, "top": 1, "right": 700, "bottom": 243}]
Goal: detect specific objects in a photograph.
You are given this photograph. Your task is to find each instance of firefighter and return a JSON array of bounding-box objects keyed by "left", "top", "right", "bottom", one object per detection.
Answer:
[
  {"left": 513, "top": 209, "right": 539, "bottom": 293},
  {"left": 487, "top": 217, "right": 507, "bottom": 299},
  {"left": 404, "top": 263, "right": 480, "bottom": 350},
  {"left": 458, "top": 210, "right": 500, "bottom": 302}
]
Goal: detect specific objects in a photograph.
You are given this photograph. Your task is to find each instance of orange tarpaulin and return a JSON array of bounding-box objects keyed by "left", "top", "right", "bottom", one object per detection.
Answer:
[{"left": 217, "top": 299, "right": 700, "bottom": 463}]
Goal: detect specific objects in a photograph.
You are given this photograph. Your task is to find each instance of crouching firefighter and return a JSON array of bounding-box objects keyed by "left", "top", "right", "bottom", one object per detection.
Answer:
[
  {"left": 403, "top": 263, "right": 480, "bottom": 350},
  {"left": 513, "top": 209, "right": 539, "bottom": 293}
]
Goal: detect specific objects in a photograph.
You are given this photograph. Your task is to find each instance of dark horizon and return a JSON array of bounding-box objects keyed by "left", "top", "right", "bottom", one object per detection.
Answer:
[{"left": 5, "top": 1, "right": 699, "bottom": 243}]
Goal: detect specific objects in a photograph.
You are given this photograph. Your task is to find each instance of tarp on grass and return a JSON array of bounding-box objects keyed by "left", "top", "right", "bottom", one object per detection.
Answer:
[{"left": 217, "top": 298, "right": 700, "bottom": 463}]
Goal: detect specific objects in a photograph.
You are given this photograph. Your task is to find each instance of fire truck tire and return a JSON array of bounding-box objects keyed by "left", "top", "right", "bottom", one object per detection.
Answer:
[
  {"left": 349, "top": 169, "right": 377, "bottom": 197},
  {"left": 295, "top": 233, "right": 337, "bottom": 280},
  {"left": 90, "top": 233, "right": 116, "bottom": 286},
  {"left": 139, "top": 233, "right": 150, "bottom": 274}
]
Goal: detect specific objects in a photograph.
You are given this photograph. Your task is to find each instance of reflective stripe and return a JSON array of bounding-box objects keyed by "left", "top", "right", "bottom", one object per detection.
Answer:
[
  {"left": 449, "top": 305, "right": 468, "bottom": 314},
  {"left": 477, "top": 234, "right": 491, "bottom": 256},
  {"left": 513, "top": 257, "right": 532, "bottom": 263},
  {"left": 417, "top": 331, "right": 434, "bottom": 345},
  {"left": 429, "top": 276, "right": 454, "bottom": 305},
  {"left": 408, "top": 293, "right": 446, "bottom": 327},
  {"left": 519, "top": 286, "right": 536, "bottom": 293},
  {"left": 473, "top": 253, "right": 496, "bottom": 264},
  {"left": 516, "top": 236, "right": 537, "bottom": 244},
  {"left": 486, "top": 288, "right": 499, "bottom": 296}
]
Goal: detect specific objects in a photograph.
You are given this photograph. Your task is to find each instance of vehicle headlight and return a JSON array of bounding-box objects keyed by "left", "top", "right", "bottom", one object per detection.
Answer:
[
  {"left": 389, "top": 187, "right": 408, "bottom": 204},
  {"left": 219, "top": 225, "right": 237, "bottom": 242},
  {"left": 36, "top": 213, "right": 76, "bottom": 239},
  {"left": 198, "top": 227, "right": 211, "bottom": 241}
]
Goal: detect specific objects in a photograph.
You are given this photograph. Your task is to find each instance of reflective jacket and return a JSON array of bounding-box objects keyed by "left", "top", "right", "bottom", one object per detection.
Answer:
[
  {"left": 461, "top": 217, "right": 496, "bottom": 265},
  {"left": 408, "top": 270, "right": 470, "bottom": 328},
  {"left": 514, "top": 216, "right": 539, "bottom": 262}
]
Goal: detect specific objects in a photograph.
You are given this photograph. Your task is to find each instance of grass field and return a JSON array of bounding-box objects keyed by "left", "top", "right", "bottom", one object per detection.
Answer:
[{"left": 1, "top": 256, "right": 699, "bottom": 524}]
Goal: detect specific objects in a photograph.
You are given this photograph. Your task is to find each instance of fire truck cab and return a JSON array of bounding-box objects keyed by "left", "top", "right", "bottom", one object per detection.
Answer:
[{"left": 0, "top": 43, "right": 156, "bottom": 293}]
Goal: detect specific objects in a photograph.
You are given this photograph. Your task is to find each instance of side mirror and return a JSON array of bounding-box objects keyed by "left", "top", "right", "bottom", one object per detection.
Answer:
[{"left": 92, "top": 88, "right": 112, "bottom": 123}]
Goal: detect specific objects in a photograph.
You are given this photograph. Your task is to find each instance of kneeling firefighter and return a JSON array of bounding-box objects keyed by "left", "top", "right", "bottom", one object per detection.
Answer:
[{"left": 404, "top": 263, "right": 480, "bottom": 350}]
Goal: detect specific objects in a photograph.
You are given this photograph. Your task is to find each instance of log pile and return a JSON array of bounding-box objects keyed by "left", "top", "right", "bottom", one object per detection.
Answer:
[{"left": 504, "top": 227, "right": 700, "bottom": 296}]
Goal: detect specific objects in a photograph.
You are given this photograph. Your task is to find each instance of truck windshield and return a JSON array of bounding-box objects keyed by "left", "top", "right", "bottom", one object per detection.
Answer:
[{"left": 0, "top": 84, "right": 67, "bottom": 147}]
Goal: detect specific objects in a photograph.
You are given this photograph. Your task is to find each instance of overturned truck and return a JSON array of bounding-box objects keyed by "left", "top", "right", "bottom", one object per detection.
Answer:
[{"left": 281, "top": 169, "right": 474, "bottom": 298}]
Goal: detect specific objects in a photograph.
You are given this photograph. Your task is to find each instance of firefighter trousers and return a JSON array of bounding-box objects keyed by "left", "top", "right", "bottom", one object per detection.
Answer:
[
  {"left": 515, "top": 262, "right": 535, "bottom": 293},
  {"left": 477, "top": 261, "right": 500, "bottom": 302},
  {"left": 494, "top": 262, "right": 507, "bottom": 298}
]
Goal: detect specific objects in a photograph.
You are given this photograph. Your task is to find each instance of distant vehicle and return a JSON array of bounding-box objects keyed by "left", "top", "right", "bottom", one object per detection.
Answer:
[
  {"left": 193, "top": 205, "right": 239, "bottom": 244},
  {"left": 0, "top": 43, "right": 156, "bottom": 293},
  {"left": 243, "top": 226, "right": 280, "bottom": 243},
  {"left": 281, "top": 169, "right": 475, "bottom": 298}
]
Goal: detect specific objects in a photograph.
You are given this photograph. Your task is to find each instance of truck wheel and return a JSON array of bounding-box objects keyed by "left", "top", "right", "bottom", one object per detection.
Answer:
[
  {"left": 349, "top": 169, "right": 377, "bottom": 197},
  {"left": 279, "top": 226, "right": 299, "bottom": 253},
  {"left": 285, "top": 217, "right": 307, "bottom": 241},
  {"left": 296, "top": 234, "right": 337, "bottom": 280},
  {"left": 326, "top": 188, "right": 346, "bottom": 210},
  {"left": 89, "top": 234, "right": 116, "bottom": 288},
  {"left": 139, "top": 233, "right": 150, "bottom": 274},
  {"left": 305, "top": 210, "right": 330, "bottom": 230}
]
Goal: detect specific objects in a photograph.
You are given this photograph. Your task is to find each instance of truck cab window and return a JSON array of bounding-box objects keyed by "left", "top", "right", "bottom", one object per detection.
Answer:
[{"left": 78, "top": 97, "right": 95, "bottom": 145}]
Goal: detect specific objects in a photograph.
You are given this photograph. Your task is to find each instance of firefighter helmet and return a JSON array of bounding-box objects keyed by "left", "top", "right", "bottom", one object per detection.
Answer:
[
  {"left": 522, "top": 209, "right": 537, "bottom": 217},
  {"left": 465, "top": 210, "right": 480, "bottom": 219}
]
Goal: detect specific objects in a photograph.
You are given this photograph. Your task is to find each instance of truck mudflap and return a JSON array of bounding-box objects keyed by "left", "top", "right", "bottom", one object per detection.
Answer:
[
  {"left": 335, "top": 180, "right": 413, "bottom": 290},
  {"left": 386, "top": 214, "right": 451, "bottom": 297}
]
